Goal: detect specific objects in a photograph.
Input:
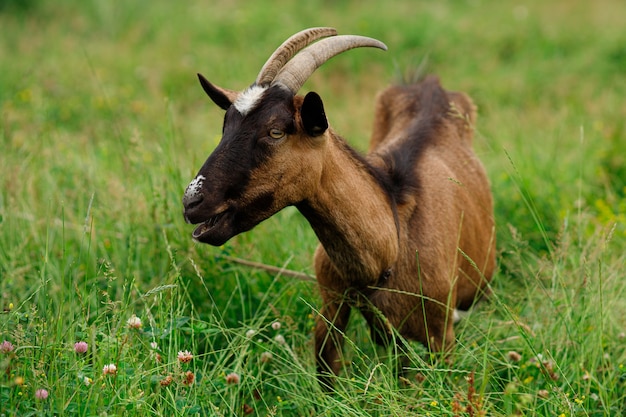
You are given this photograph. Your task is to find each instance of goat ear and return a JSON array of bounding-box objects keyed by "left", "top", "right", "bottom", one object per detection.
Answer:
[
  {"left": 197, "top": 73, "right": 238, "bottom": 110},
  {"left": 301, "top": 92, "right": 328, "bottom": 137}
]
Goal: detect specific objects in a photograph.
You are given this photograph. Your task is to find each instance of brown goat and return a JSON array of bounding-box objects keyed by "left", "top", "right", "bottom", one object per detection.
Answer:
[{"left": 182, "top": 28, "right": 496, "bottom": 389}]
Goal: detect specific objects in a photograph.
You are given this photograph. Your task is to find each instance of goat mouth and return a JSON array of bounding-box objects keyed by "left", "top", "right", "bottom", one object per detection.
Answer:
[{"left": 192, "top": 210, "right": 228, "bottom": 240}]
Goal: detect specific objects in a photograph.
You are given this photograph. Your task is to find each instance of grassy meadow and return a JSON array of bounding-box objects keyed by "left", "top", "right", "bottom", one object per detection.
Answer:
[{"left": 1, "top": 0, "right": 625, "bottom": 415}]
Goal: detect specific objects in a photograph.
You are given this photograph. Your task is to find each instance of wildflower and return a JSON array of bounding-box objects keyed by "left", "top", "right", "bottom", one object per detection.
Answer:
[
  {"left": 160, "top": 375, "right": 173, "bottom": 387},
  {"left": 83, "top": 376, "right": 93, "bottom": 386},
  {"left": 430, "top": 400, "right": 438, "bottom": 407},
  {"left": 127, "top": 315, "right": 142, "bottom": 329},
  {"left": 271, "top": 321, "right": 281, "bottom": 331},
  {"left": 225, "top": 372, "right": 240, "bottom": 384},
  {"left": 183, "top": 371, "right": 195, "bottom": 386},
  {"left": 150, "top": 342, "right": 158, "bottom": 350},
  {"left": 74, "top": 341, "right": 88, "bottom": 354},
  {"left": 274, "top": 334, "right": 286, "bottom": 344},
  {"left": 177, "top": 350, "right": 193, "bottom": 363},
  {"left": 35, "top": 389, "right": 49, "bottom": 400},
  {"left": 245, "top": 329, "right": 256, "bottom": 338},
  {"left": 102, "top": 363, "right": 117, "bottom": 375},
  {"left": 506, "top": 350, "right": 522, "bottom": 362},
  {"left": 14, "top": 376, "right": 24, "bottom": 386},
  {"left": 0, "top": 340, "right": 14, "bottom": 354},
  {"left": 260, "top": 351, "right": 273, "bottom": 363}
]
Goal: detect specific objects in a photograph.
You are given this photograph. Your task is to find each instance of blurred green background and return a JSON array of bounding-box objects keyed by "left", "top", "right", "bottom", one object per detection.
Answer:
[{"left": 1, "top": 0, "right": 625, "bottom": 415}]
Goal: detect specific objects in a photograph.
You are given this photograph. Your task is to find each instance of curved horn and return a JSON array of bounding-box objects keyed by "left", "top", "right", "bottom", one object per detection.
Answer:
[
  {"left": 272, "top": 35, "right": 387, "bottom": 93},
  {"left": 255, "top": 27, "right": 338, "bottom": 86}
]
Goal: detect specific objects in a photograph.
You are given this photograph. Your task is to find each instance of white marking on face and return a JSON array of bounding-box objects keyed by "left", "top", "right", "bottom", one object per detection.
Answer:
[
  {"left": 234, "top": 85, "right": 267, "bottom": 115},
  {"left": 184, "top": 175, "right": 206, "bottom": 204}
]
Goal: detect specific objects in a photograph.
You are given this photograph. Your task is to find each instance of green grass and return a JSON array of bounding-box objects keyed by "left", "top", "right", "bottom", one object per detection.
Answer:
[{"left": 1, "top": 0, "right": 625, "bottom": 415}]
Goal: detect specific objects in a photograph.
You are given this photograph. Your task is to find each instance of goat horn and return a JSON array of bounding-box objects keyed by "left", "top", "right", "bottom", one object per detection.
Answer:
[
  {"left": 272, "top": 35, "right": 387, "bottom": 93},
  {"left": 255, "top": 27, "right": 338, "bottom": 87}
]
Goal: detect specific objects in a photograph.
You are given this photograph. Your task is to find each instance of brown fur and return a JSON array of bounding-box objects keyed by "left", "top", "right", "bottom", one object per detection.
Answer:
[{"left": 307, "top": 76, "right": 495, "bottom": 387}]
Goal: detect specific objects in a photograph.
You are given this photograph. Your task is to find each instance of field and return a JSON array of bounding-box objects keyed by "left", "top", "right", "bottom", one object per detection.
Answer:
[{"left": 1, "top": 0, "right": 625, "bottom": 415}]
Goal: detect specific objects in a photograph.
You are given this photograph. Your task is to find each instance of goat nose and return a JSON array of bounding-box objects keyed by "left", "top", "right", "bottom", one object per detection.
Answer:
[
  {"left": 183, "top": 191, "right": 203, "bottom": 209},
  {"left": 183, "top": 175, "right": 206, "bottom": 209}
]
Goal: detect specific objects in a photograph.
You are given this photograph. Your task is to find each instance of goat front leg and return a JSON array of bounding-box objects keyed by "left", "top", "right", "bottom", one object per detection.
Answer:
[{"left": 315, "top": 296, "right": 351, "bottom": 391}]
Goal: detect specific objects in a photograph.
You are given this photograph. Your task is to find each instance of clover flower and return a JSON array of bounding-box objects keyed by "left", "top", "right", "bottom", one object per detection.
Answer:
[
  {"left": 0, "top": 340, "right": 14, "bottom": 354},
  {"left": 35, "top": 389, "right": 49, "bottom": 400},
  {"left": 177, "top": 350, "right": 193, "bottom": 363},
  {"left": 225, "top": 372, "right": 240, "bottom": 384},
  {"left": 127, "top": 314, "right": 142, "bottom": 329},
  {"left": 103, "top": 363, "right": 117, "bottom": 375},
  {"left": 74, "top": 341, "right": 88, "bottom": 354},
  {"left": 260, "top": 351, "right": 273, "bottom": 363},
  {"left": 183, "top": 371, "right": 195, "bottom": 386},
  {"left": 160, "top": 375, "right": 173, "bottom": 387}
]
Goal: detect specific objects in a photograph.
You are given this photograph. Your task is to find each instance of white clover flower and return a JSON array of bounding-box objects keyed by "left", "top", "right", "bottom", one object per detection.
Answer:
[
  {"left": 260, "top": 351, "right": 273, "bottom": 363},
  {"left": 102, "top": 363, "right": 117, "bottom": 375},
  {"left": 177, "top": 350, "right": 193, "bottom": 363},
  {"left": 127, "top": 315, "right": 142, "bottom": 329}
]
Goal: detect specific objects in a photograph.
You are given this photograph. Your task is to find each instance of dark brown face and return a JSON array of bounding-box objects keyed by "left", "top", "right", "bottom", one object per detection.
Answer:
[
  {"left": 182, "top": 29, "right": 385, "bottom": 246},
  {"left": 182, "top": 84, "right": 312, "bottom": 246}
]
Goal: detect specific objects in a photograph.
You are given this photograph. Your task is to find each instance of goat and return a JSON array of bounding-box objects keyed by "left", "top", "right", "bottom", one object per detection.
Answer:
[{"left": 182, "top": 27, "right": 496, "bottom": 389}]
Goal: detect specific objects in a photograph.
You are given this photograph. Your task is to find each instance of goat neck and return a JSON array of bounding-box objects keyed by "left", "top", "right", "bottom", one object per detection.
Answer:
[{"left": 296, "top": 132, "right": 399, "bottom": 288}]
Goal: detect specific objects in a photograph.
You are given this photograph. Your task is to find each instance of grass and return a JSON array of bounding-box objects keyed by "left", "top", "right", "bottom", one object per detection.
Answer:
[{"left": 1, "top": 0, "right": 625, "bottom": 415}]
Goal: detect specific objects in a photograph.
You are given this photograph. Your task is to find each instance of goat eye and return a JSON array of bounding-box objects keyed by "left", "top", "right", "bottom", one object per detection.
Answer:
[{"left": 269, "top": 128, "right": 285, "bottom": 139}]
